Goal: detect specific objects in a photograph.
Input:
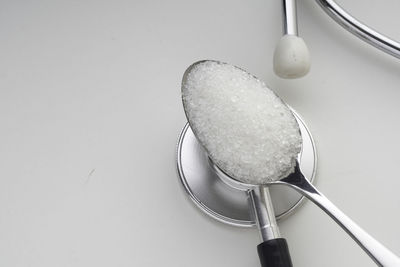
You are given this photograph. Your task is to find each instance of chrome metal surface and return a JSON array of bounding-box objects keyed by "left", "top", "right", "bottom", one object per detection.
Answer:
[
  {"left": 212, "top": 160, "right": 281, "bottom": 241},
  {"left": 271, "top": 164, "right": 400, "bottom": 267},
  {"left": 176, "top": 110, "right": 317, "bottom": 227},
  {"left": 249, "top": 186, "right": 281, "bottom": 242},
  {"left": 282, "top": 0, "right": 298, "bottom": 35},
  {"left": 316, "top": 0, "right": 400, "bottom": 59}
]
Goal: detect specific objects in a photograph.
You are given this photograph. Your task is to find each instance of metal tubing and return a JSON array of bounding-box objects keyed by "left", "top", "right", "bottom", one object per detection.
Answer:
[
  {"left": 282, "top": 0, "right": 298, "bottom": 35},
  {"left": 249, "top": 186, "right": 281, "bottom": 242},
  {"left": 316, "top": 0, "right": 400, "bottom": 59}
]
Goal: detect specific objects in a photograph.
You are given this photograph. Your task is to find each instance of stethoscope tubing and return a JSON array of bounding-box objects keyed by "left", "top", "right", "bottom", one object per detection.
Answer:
[{"left": 316, "top": 0, "right": 400, "bottom": 59}]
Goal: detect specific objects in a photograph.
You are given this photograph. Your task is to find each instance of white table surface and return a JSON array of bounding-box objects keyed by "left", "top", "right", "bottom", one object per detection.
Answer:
[{"left": 0, "top": 0, "right": 399, "bottom": 266}]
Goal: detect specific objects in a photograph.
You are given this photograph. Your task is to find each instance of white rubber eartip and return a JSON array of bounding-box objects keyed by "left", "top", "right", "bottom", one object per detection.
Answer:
[{"left": 273, "top": 35, "right": 311, "bottom": 79}]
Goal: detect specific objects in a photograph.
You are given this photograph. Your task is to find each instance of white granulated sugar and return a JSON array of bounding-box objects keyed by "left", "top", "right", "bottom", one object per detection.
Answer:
[{"left": 182, "top": 61, "right": 302, "bottom": 185}]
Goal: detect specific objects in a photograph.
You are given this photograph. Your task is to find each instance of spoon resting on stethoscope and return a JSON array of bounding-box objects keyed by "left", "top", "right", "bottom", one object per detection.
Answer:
[{"left": 181, "top": 60, "right": 400, "bottom": 267}]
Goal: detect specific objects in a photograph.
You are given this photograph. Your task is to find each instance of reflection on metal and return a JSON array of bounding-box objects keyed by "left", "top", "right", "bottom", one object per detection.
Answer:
[{"left": 316, "top": 0, "right": 400, "bottom": 59}]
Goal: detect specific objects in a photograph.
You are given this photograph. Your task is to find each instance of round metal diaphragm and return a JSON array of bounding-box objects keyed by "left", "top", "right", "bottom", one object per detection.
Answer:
[{"left": 176, "top": 110, "right": 317, "bottom": 227}]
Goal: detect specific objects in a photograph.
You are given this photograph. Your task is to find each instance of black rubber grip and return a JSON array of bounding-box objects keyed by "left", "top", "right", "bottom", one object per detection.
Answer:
[{"left": 257, "top": 238, "right": 293, "bottom": 267}]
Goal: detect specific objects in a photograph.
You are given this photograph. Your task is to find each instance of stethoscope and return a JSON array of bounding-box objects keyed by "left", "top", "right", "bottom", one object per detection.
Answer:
[
  {"left": 176, "top": 1, "right": 400, "bottom": 267},
  {"left": 274, "top": 0, "right": 400, "bottom": 79}
]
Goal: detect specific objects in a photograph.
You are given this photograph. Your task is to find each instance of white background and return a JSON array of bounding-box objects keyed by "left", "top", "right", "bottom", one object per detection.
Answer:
[{"left": 0, "top": 0, "right": 399, "bottom": 266}]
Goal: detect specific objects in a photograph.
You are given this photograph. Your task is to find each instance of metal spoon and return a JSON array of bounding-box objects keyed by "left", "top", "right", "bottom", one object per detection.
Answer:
[{"left": 181, "top": 60, "right": 400, "bottom": 267}]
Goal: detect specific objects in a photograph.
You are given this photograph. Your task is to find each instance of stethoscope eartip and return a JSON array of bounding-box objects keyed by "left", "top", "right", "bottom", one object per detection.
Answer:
[{"left": 273, "top": 35, "right": 311, "bottom": 79}]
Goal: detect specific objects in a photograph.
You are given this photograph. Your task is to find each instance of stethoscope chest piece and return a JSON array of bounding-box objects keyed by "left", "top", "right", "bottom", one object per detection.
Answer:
[{"left": 176, "top": 109, "right": 317, "bottom": 227}]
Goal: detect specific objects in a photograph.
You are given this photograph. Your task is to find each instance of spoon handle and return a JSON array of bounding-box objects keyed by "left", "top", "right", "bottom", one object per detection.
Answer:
[{"left": 280, "top": 167, "right": 400, "bottom": 267}]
